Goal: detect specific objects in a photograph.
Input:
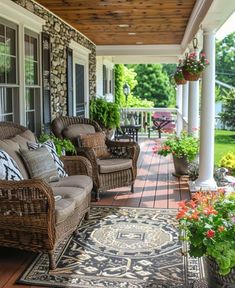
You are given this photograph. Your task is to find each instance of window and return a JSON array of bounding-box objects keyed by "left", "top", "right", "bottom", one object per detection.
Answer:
[
  {"left": 24, "top": 29, "right": 41, "bottom": 133},
  {"left": 0, "top": 17, "right": 19, "bottom": 122}
]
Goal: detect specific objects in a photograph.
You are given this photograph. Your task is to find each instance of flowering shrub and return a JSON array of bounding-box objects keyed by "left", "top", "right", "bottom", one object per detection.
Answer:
[
  {"left": 174, "top": 66, "right": 185, "bottom": 81},
  {"left": 183, "top": 52, "right": 209, "bottom": 74},
  {"left": 152, "top": 131, "right": 199, "bottom": 162},
  {"left": 219, "top": 152, "right": 235, "bottom": 176},
  {"left": 177, "top": 190, "right": 235, "bottom": 275}
]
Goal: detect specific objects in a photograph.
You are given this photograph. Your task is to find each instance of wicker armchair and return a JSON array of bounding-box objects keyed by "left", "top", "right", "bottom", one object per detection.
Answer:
[
  {"left": 0, "top": 122, "right": 93, "bottom": 269},
  {"left": 51, "top": 116, "right": 140, "bottom": 201}
]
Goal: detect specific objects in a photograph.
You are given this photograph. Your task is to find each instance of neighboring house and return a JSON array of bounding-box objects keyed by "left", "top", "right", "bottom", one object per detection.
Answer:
[
  {"left": 96, "top": 56, "right": 115, "bottom": 102},
  {"left": 0, "top": 0, "right": 96, "bottom": 135}
]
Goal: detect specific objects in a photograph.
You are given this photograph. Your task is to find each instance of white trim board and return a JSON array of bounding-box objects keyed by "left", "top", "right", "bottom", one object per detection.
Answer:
[{"left": 0, "top": 0, "right": 45, "bottom": 32}]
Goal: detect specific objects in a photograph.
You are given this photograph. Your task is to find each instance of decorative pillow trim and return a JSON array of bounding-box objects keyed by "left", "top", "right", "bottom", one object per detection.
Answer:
[
  {"left": 0, "top": 149, "right": 23, "bottom": 181},
  {"left": 27, "top": 140, "right": 68, "bottom": 178}
]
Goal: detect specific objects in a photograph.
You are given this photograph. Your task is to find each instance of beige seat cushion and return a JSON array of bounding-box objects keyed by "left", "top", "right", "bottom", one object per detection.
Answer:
[
  {"left": 79, "top": 132, "right": 110, "bottom": 159},
  {"left": 20, "top": 147, "right": 58, "bottom": 182},
  {"left": 54, "top": 197, "right": 76, "bottom": 224},
  {"left": 97, "top": 158, "right": 132, "bottom": 174},
  {"left": 52, "top": 186, "right": 89, "bottom": 209},
  {"left": 50, "top": 175, "right": 93, "bottom": 194},
  {"left": 63, "top": 124, "right": 96, "bottom": 144}
]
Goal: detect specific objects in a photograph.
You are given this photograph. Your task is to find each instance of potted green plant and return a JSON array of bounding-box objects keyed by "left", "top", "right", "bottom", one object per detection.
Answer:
[
  {"left": 153, "top": 131, "right": 199, "bottom": 175},
  {"left": 182, "top": 52, "right": 209, "bottom": 81},
  {"left": 89, "top": 97, "right": 120, "bottom": 138},
  {"left": 39, "top": 134, "right": 76, "bottom": 156},
  {"left": 177, "top": 190, "right": 235, "bottom": 287}
]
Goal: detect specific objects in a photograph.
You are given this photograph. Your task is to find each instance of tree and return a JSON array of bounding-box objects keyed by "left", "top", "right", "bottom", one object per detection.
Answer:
[
  {"left": 128, "top": 64, "right": 175, "bottom": 107},
  {"left": 216, "top": 32, "right": 235, "bottom": 88},
  {"left": 115, "top": 64, "right": 153, "bottom": 108},
  {"left": 219, "top": 89, "right": 235, "bottom": 129}
]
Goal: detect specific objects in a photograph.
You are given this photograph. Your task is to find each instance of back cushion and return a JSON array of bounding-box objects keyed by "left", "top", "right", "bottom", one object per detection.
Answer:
[
  {"left": 63, "top": 124, "right": 96, "bottom": 145},
  {"left": 0, "top": 130, "right": 36, "bottom": 179},
  {"left": 79, "top": 132, "right": 110, "bottom": 159}
]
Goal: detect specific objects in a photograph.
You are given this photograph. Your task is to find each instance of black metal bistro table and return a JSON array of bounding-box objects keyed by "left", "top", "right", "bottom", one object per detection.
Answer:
[
  {"left": 148, "top": 117, "right": 174, "bottom": 138},
  {"left": 115, "top": 124, "right": 141, "bottom": 142}
]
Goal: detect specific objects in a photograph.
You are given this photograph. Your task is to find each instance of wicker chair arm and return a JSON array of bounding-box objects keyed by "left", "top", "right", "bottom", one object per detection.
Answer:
[
  {"left": 0, "top": 179, "right": 56, "bottom": 248},
  {"left": 60, "top": 155, "right": 92, "bottom": 177}
]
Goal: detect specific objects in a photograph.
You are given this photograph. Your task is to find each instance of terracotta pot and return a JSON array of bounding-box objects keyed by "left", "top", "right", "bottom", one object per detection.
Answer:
[
  {"left": 172, "top": 155, "right": 189, "bottom": 175},
  {"left": 204, "top": 256, "right": 235, "bottom": 288},
  {"left": 182, "top": 69, "right": 201, "bottom": 81}
]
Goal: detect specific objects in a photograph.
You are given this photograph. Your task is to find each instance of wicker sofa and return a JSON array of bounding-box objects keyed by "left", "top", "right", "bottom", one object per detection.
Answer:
[
  {"left": 51, "top": 116, "right": 140, "bottom": 201},
  {"left": 0, "top": 122, "right": 93, "bottom": 269}
]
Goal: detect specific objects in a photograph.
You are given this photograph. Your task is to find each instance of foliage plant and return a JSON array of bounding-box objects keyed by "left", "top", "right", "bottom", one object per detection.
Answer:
[
  {"left": 219, "top": 152, "right": 235, "bottom": 176},
  {"left": 152, "top": 131, "right": 199, "bottom": 162},
  {"left": 220, "top": 89, "right": 235, "bottom": 129},
  {"left": 39, "top": 134, "right": 76, "bottom": 156},
  {"left": 183, "top": 52, "right": 209, "bottom": 74},
  {"left": 173, "top": 67, "right": 185, "bottom": 81},
  {"left": 90, "top": 97, "right": 120, "bottom": 129},
  {"left": 177, "top": 190, "right": 235, "bottom": 275}
]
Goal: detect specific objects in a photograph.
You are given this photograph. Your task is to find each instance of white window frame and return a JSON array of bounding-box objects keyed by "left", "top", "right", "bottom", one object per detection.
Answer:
[
  {"left": 0, "top": 0, "right": 44, "bottom": 127},
  {"left": 70, "top": 40, "right": 91, "bottom": 118}
]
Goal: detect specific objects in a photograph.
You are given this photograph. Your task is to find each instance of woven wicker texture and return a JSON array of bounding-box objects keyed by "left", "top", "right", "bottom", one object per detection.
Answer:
[
  {"left": 0, "top": 121, "right": 92, "bottom": 269},
  {"left": 51, "top": 116, "right": 140, "bottom": 201}
]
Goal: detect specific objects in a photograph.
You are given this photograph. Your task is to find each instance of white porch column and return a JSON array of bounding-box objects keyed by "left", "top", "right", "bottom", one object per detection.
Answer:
[
  {"left": 182, "top": 82, "right": 189, "bottom": 130},
  {"left": 194, "top": 29, "right": 217, "bottom": 190},
  {"left": 182, "top": 82, "right": 189, "bottom": 119},
  {"left": 188, "top": 49, "right": 200, "bottom": 138},
  {"left": 176, "top": 85, "right": 183, "bottom": 136}
]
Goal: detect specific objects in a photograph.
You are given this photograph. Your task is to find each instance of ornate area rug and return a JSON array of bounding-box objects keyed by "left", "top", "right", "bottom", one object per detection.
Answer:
[{"left": 18, "top": 207, "right": 204, "bottom": 288}]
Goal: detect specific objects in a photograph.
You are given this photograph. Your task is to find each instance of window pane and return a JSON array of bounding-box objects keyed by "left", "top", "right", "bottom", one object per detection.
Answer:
[
  {"left": 6, "top": 56, "right": 16, "bottom": 84},
  {"left": 0, "top": 87, "right": 12, "bottom": 114},
  {"left": 0, "top": 24, "right": 4, "bottom": 37},
  {"left": 0, "top": 114, "right": 13, "bottom": 122},
  {"left": 25, "top": 88, "right": 34, "bottom": 110},
  {"left": 25, "top": 58, "right": 34, "bottom": 85},
  {"left": 6, "top": 27, "right": 16, "bottom": 56},
  {"left": 0, "top": 55, "right": 5, "bottom": 83},
  {"left": 32, "top": 37, "right": 37, "bottom": 61},
  {"left": 26, "top": 111, "right": 35, "bottom": 132}
]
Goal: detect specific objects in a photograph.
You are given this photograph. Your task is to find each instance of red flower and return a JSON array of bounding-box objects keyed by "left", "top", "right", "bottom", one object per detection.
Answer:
[
  {"left": 188, "top": 210, "right": 199, "bottom": 220},
  {"left": 188, "top": 200, "right": 197, "bottom": 209},
  {"left": 176, "top": 210, "right": 187, "bottom": 219},
  {"left": 206, "top": 229, "right": 215, "bottom": 238}
]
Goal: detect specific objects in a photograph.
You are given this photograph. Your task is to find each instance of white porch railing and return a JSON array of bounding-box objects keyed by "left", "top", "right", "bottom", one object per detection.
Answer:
[{"left": 120, "top": 107, "right": 188, "bottom": 135}]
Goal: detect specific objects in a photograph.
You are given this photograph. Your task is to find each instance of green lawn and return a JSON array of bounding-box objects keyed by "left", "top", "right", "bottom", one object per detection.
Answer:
[{"left": 214, "top": 129, "right": 235, "bottom": 165}]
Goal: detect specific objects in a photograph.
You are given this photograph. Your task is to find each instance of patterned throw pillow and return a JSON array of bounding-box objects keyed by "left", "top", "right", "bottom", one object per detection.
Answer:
[
  {"left": 20, "top": 147, "right": 59, "bottom": 183},
  {"left": 78, "top": 132, "right": 111, "bottom": 159},
  {"left": 0, "top": 149, "right": 23, "bottom": 181},
  {"left": 27, "top": 140, "right": 68, "bottom": 178}
]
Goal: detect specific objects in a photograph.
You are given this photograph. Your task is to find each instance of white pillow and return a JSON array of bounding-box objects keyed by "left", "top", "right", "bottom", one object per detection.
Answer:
[
  {"left": 27, "top": 140, "right": 68, "bottom": 178},
  {"left": 0, "top": 149, "right": 23, "bottom": 181}
]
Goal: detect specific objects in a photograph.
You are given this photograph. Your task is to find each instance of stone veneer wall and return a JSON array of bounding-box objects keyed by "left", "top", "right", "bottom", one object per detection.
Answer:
[{"left": 13, "top": 0, "right": 96, "bottom": 119}]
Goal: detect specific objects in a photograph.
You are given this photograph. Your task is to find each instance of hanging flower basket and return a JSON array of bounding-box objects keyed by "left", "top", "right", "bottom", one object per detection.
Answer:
[
  {"left": 174, "top": 76, "right": 187, "bottom": 85},
  {"left": 182, "top": 69, "right": 201, "bottom": 81}
]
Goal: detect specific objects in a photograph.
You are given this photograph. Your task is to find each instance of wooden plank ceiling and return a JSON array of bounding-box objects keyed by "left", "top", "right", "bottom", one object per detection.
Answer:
[{"left": 36, "top": 0, "right": 196, "bottom": 45}]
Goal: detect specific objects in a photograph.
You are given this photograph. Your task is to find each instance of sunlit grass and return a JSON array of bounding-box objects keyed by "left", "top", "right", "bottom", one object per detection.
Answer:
[{"left": 214, "top": 129, "right": 235, "bottom": 165}]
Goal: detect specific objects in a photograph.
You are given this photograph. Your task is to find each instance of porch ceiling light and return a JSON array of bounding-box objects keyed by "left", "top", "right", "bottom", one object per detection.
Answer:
[
  {"left": 118, "top": 24, "right": 129, "bottom": 28},
  {"left": 128, "top": 32, "right": 136, "bottom": 35},
  {"left": 136, "top": 41, "right": 143, "bottom": 44}
]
